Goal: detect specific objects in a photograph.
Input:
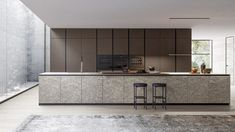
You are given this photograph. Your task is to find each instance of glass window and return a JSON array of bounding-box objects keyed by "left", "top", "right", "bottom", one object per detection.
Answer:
[{"left": 192, "top": 40, "right": 212, "bottom": 69}]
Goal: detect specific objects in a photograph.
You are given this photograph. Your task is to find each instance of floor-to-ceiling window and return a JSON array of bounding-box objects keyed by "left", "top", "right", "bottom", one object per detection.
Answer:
[
  {"left": 192, "top": 40, "right": 213, "bottom": 71},
  {"left": 0, "top": 0, "right": 49, "bottom": 98}
]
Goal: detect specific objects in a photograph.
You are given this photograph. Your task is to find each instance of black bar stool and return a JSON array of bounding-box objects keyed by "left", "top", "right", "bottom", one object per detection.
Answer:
[
  {"left": 133, "top": 83, "right": 147, "bottom": 110},
  {"left": 152, "top": 83, "right": 167, "bottom": 109}
]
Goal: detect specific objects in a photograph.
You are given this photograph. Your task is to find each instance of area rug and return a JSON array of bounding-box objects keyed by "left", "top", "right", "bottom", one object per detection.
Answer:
[{"left": 15, "top": 115, "right": 235, "bottom": 132}]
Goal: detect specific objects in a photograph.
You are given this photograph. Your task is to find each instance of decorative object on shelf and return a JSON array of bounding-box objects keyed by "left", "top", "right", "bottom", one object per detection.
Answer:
[
  {"left": 147, "top": 66, "right": 160, "bottom": 74},
  {"left": 204, "top": 68, "right": 212, "bottom": 74},
  {"left": 191, "top": 67, "right": 198, "bottom": 73},
  {"left": 148, "top": 66, "right": 155, "bottom": 71},
  {"left": 122, "top": 64, "right": 128, "bottom": 73},
  {"left": 200, "top": 63, "right": 206, "bottom": 73}
]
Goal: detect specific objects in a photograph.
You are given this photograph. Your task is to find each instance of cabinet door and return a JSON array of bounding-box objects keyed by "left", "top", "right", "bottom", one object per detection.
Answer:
[
  {"left": 113, "top": 29, "right": 128, "bottom": 39},
  {"left": 67, "top": 29, "right": 82, "bottom": 39},
  {"left": 39, "top": 76, "right": 61, "bottom": 103},
  {"left": 51, "top": 39, "right": 66, "bottom": 72},
  {"left": 82, "top": 29, "right": 96, "bottom": 39},
  {"left": 145, "top": 29, "right": 161, "bottom": 39},
  {"left": 82, "top": 76, "right": 103, "bottom": 103},
  {"left": 66, "top": 39, "right": 82, "bottom": 72},
  {"left": 129, "top": 39, "right": 145, "bottom": 55},
  {"left": 51, "top": 29, "right": 66, "bottom": 39},
  {"left": 97, "top": 38, "right": 113, "bottom": 71},
  {"left": 61, "top": 76, "right": 82, "bottom": 103},
  {"left": 103, "top": 76, "right": 124, "bottom": 103},
  {"left": 208, "top": 76, "right": 230, "bottom": 103},
  {"left": 145, "top": 39, "right": 161, "bottom": 70},
  {"left": 188, "top": 76, "right": 209, "bottom": 103},
  {"left": 176, "top": 29, "right": 192, "bottom": 72},
  {"left": 129, "top": 29, "right": 144, "bottom": 39},
  {"left": 97, "top": 39, "right": 112, "bottom": 55},
  {"left": 113, "top": 39, "right": 128, "bottom": 55},
  {"left": 97, "top": 29, "right": 112, "bottom": 39},
  {"left": 82, "top": 39, "right": 96, "bottom": 72},
  {"left": 166, "top": 76, "right": 188, "bottom": 103},
  {"left": 161, "top": 39, "right": 175, "bottom": 72}
]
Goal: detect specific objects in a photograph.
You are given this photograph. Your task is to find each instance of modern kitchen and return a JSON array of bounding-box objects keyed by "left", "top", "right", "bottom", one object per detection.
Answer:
[
  {"left": 39, "top": 29, "right": 230, "bottom": 105},
  {"left": 1, "top": 0, "right": 235, "bottom": 131}
]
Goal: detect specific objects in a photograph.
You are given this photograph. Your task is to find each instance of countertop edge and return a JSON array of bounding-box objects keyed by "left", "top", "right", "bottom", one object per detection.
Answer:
[{"left": 39, "top": 72, "right": 230, "bottom": 76}]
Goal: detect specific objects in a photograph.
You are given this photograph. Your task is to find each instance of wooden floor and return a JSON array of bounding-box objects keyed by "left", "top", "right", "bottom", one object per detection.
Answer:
[{"left": 0, "top": 86, "right": 235, "bottom": 132}]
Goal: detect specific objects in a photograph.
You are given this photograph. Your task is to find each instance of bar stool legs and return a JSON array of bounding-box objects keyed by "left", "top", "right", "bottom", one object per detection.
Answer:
[
  {"left": 133, "top": 83, "right": 147, "bottom": 110},
  {"left": 152, "top": 83, "right": 167, "bottom": 110}
]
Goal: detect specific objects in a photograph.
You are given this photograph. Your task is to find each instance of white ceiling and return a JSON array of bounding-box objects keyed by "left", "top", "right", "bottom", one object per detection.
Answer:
[{"left": 20, "top": 0, "right": 235, "bottom": 39}]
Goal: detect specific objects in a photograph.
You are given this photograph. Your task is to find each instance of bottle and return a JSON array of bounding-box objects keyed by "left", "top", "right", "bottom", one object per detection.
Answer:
[{"left": 201, "top": 63, "right": 206, "bottom": 73}]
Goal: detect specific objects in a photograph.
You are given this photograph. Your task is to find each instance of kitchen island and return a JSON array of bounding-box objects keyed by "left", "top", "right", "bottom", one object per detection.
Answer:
[{"left": 39, "top": 72, "right": 230, "bottom": 105}]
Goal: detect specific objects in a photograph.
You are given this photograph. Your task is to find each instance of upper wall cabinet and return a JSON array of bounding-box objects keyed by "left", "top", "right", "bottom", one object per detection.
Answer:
[
  {"left": 97, "top": 29, "right": 113, "bottom": 55},
  {"left": 129, "top": 29, "right": 144, "bottom": 39},
  {"left": 145, "top": 29, "right": 175, "bottom": 39},
  {"left": 67, "top": 29, "right": 96, "bottom": 39},
  {"left": 176, "top": 29, "right": 191, "bottom": 39},
  {"left": 51, "top": 29, "right": 66, "bottom": 39},
  {"left": 113, "top": 29, "right": 128, "bottom": 55},
  {"left": 145, "top": 29, "right": 161, "bottom": 39},
  {"left": 129, "top": 29, "right": 145, "bottom": 56},
  {"left": 113, "top": 29, "right": 128, "bottom": 39},
  {"left": 97, "top": 29, "right": 112, "bottom": 39}
]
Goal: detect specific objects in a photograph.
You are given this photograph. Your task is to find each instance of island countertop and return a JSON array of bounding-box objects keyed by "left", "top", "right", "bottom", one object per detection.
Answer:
[
  {"left": 39, "top": 72, "right": 230, "bottom": 105},
  {"left": 39, "top": 72, "right": 229, "bottom": 76}
]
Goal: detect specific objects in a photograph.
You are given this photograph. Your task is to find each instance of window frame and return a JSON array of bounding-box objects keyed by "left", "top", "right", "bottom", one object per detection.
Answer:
[{"left": 192, "top": 40, "right": 213, "bottom": 69}]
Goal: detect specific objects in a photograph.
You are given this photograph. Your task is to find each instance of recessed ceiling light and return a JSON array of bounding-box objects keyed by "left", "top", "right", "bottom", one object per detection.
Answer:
[{"left": 169, "top": 17, "right": 210, "bottom": 20}]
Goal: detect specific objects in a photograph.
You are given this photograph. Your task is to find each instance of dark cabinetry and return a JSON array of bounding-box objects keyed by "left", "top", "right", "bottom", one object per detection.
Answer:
[
  {"left": 145, "top": 29, "right": 175, "bottom": 72},
  {"left": 51, "top": 29, "right": 66, "bottom": 72},
  {"left": 113, "top": 29, "right": 128, "bottom": 70},
  {"left": 176, "top": 29, "right": 192, "bottom": 72},
  {"left": 51, "top": 29, "right": 96, "bottom": 72},
  {"left": 97, "top": 29, "right": 113, "bottom": 71},
  {"left": 129, "top": 29, "right": 145, "bottom": 70},
  {"left": 66, "top": 29, "right": 96, "bottom": 72},
  {"left": 66, "top": 39, "right": 82, "bottom": 72},
  {"left": 51, "top": 28, "right": 192, "bottom": 72}
]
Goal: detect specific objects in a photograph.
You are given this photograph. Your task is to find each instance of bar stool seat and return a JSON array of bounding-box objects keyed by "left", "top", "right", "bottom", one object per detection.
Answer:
[
  {"left": 152, "top": 83, "right": 167, "bottom": 110},
  {"left": 133, "top": 83, "right": 147, "bottom": 110}
]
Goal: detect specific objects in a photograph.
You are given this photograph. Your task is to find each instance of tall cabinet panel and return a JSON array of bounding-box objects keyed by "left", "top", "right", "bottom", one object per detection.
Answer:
[
  {"left": 160, "top": 29, "right": 175, "bottom": 72},
  {"left": 145, "top": 38, "right": 161, "bottom": 71},
  {"left": 82, "top": 39, "right": 96, "bottom": 72},
  {"left": 66, "top": 29, "right": 96, "bottom": 72},
  {"left": 176, "top": 29, "right": 192, "bottom": 72},
  {"left": 145, "top": 29, "right": 175, "bottom": 72},
  {"left": 51, "top": 29, "right": 66, "bottom": 72},
  {"left": 66, "top": 39, "right": 82, "bottom": 72},
  {"left": 97, "top": 29, "right": 113, "bottom": 71},
  {"left": 113, "top": 29, "right": 128, "bottom": 70},
  {"left": 129, "top": 29, "right": 145, "bottom": 70}
]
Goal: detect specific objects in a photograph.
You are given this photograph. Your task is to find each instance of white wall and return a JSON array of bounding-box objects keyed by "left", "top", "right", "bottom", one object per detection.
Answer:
[{"left": 213, "top": 38, "right": 226, "bottom": 74}]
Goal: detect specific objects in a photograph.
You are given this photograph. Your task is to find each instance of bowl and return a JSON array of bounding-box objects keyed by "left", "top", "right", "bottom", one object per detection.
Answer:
[{"left": 204, "top": 68, "right": 212, "bottom": 74}]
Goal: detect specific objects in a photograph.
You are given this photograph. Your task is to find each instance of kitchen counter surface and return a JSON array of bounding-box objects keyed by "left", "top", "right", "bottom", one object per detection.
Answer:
[
  {"left": 39, "top": 72, "right": 230, "bottom": 105},
  {"left": 39, "top": 72, "right": 229, "bottom": 76}
]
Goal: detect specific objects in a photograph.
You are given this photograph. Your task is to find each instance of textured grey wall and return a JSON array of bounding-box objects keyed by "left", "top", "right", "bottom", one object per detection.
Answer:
[{"left": 0, "top": 0, "right": 47, "bottom": 95}]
